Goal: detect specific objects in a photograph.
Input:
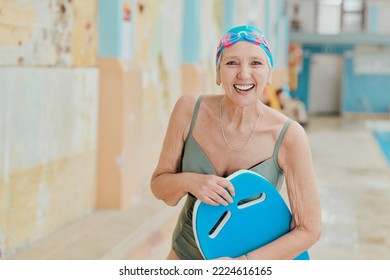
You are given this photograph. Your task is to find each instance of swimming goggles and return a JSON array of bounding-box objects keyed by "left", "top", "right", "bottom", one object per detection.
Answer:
[{"left": 216, "top": 25, "right": 274, "bottom": 68}]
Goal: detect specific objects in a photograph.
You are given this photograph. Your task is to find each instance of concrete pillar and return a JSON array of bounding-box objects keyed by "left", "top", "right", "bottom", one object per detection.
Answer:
[
  {"left": 97, "top": 59, "right": 142, "bottom": 209},
  {"left": 181, "top": 0, "right": 203, "bottom": 95},
  {"left": 97, "top": 0, "right": 142, "bottom": 209}
]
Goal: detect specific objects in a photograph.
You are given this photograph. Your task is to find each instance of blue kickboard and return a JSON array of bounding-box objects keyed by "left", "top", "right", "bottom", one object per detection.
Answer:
[{"left": 193, "top": 170, "right": 309, "bottom": 260}]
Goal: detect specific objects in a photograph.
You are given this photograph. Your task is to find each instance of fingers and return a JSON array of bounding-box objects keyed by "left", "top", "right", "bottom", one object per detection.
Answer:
[
  {"left": 201, "top": 196, "right": 221, "bottom": 206},
  {"left": 221, "top": 178, "right": 235, "bottom": 197},
  {"left": 199, "top": 176, "right": 235, "bottom": 206},
  {"left": 207, "top": 188, "right": 231, "bottom": 206},
  {"left": 217, "top": 185, "right": 234, "bottom": 205}
]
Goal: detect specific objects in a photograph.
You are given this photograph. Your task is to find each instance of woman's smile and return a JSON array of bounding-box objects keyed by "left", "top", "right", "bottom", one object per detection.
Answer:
[{"left": 234, "top": 84, "right": 255, "bottom": 92}]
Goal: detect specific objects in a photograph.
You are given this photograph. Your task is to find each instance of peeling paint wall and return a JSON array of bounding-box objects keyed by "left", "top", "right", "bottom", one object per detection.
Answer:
[
  {"left": 200, "top": 0, "right": 224, "bottom": 95},
  {"left": 71, "top": 0, "right": 98, "bottom": 66},
  {"left": 0, "top": 0, "right": 97, "bottom": 66},
  {"left": 135, "top": 0, "right": 175, "bottom": 127},
  {"left": 135, "top": 0, "right": 222, "bottom": 127},
  {"left": 0, "top": 0, "right": 98, "bottom": 257}
]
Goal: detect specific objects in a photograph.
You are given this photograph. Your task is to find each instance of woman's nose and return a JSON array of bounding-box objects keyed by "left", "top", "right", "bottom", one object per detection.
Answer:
[{"left": 237, "top": 65, "right": 251, "bottom": 79}]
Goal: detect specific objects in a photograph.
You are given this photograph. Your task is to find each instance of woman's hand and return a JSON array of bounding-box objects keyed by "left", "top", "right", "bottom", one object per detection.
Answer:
[{"left": 187, "top": 173, "right": 235, "bottom": 206}]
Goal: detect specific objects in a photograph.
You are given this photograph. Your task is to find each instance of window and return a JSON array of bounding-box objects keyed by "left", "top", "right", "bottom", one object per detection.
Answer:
[
  {"left": 317, "top": 0, "right": 342, "bottom": 34},
  {"left": 341, "top": 0, "right": 365, "bottom": 33},
  {"left": 316, "top": 0, "right": 365, "bottom": 34}
]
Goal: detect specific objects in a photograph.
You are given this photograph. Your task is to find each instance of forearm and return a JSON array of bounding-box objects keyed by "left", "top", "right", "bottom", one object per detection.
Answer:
[
  {"left": 150, "top": 172, "right": 193, "bottom": 206},
  {"left": 245, "top": 224, "right": 321, "bottom": 260}
]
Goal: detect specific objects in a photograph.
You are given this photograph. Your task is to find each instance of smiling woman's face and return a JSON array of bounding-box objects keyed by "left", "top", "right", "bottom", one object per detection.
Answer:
[{"left": 217, "top": 41, "right": 271, "bottom": 107}]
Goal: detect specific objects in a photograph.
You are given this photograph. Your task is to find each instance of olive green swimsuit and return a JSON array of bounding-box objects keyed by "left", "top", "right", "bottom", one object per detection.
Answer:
[{"left": 172, "top": 95, "right": 292, "bottom": 259}]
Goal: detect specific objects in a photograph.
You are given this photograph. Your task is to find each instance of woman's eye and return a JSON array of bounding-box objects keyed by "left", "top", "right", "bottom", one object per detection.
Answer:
[
  {"left": 252, "top": 61, "right": 262, "bottom": 65},
  {"left": 226, "top": 61, "right": 238, "bottom": 65}
]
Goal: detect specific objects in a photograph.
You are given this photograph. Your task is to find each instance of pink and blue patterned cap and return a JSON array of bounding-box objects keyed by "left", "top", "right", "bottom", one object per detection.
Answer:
[{"left": 216, "top": 25, "right": 274, "bottom": 69}]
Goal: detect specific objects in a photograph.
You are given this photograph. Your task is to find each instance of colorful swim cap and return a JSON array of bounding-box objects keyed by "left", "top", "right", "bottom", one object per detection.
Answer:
[{"left": 216, "top": 25, "right": 273, "bottom": 69}]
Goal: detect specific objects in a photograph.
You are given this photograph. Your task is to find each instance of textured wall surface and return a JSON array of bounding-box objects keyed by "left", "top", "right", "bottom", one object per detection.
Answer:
[
  {"left": 134, "top": 0, "right": 222, "bottom": 127},
  {"left": 0, "top": 68, "right": 99, "bottom": 257},
  {"left": 0, "top": 0, "right": 98, "bottom": 257},
  {"left": 135, "top": 0, "right": 182, "bottom": 126},
  {"left": 0, "top": 0, "right": 97, "bottom": 66}
]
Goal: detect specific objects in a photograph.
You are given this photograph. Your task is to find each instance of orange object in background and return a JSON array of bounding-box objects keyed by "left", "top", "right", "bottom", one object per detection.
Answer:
[
  {"left": 262, "top": 85, "right": 282, "bottom": 111},
  {"left": 288, "top": 43, "right": 303, "bottom": 93}
]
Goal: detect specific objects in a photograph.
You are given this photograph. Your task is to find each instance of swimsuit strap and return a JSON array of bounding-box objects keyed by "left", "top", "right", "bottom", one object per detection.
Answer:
[
  {"left": 273, "top": 118, "right": 293, "bottom": 158},
  {"left": 189, "top": 95, "right": 204, "bottom": 134}
]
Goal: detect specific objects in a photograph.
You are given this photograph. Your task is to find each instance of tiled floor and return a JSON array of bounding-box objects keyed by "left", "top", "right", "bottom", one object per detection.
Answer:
[{"left": 6, "top": 115, "right": 390, "bottom": 260}]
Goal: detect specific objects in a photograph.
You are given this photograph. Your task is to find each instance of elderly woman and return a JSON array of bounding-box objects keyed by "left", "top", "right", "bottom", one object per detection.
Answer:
[{"left": 151, "top": 25, "right": 321, "bottom": 260}]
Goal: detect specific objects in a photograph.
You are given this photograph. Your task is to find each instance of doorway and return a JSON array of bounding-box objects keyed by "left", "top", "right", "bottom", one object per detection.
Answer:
[{"left": 308, "top": 54, "right": 344, "bottom": 114}]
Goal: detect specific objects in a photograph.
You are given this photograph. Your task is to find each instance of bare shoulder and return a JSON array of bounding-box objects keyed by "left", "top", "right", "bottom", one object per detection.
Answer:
[
  {"left": 169, "top": 94, "right": 201, "bottom": 140},
  {"left": 173, "top": 94, "right": 200, "bottom": 113},
  {"left": 279, "top": 119, "right": 312, "bottom": 168},
  {"left": 261, "top": 105, "right": 290, "bottom": 130},
  {"left": 262, "top": 104, "right": 306, "bottom": 138},
  {"left": 197, "top": 94, "right": 223, "bottom": 114},
  {"left": 284, "top": 120, "right": 309, "bottom": 147}
]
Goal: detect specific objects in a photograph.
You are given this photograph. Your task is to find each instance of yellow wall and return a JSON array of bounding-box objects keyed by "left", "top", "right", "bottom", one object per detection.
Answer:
[
  {"left": 0, "top": 0, "right": 97, "bottom": 66},
  {"left": 0, "top": 0, "right": 98, "bottom": 257}
]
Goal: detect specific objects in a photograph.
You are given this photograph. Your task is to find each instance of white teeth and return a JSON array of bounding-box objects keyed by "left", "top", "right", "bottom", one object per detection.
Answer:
[{"left": 234, "top": 84, "right": 254, "bottom": 91}]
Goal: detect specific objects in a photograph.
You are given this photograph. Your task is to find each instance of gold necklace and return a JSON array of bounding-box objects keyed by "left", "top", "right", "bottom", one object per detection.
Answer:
[{"left": 219, "top": 97, "right": 261, "bottom": 152}]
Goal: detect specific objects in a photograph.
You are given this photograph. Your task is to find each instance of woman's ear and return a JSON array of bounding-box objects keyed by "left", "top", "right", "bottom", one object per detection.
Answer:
[
  {"left": 216, "top": 71, "right": 221, "bottom": 86},
  {"left": 267, "top": 71, "right": 273, "bottom": 85}
]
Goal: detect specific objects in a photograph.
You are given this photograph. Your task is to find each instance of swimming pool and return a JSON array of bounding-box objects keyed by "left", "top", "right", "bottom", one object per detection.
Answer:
[
  {"left": 374, "top": 131, "right": 390, "bottom": 167},
  {"left": 367, "top": 120, "right": 390, "bottom": 167}
]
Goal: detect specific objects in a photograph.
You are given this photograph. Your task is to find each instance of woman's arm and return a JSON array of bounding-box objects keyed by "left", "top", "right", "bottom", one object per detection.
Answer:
[
  {"left": 238, "top": 121, "right": 321, "bottom": 260},
  {"left": 150, "top": 95, "right": 194, "bottom": 206},
  {"left": 280, "top": 121, "right": 322, "bottom": 255},
  {"left": 150, "top": 95, "right": 234, "bottom": 207}
]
